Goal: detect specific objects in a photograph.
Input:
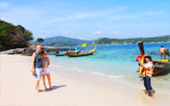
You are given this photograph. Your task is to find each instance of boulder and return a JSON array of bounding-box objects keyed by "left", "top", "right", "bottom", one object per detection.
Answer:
[
  {"left": 23, "top": 48, "right": 35, "bottom": 56},
  {"left": 7, "top": 49, "right": 15, "bottom": 54},
  {"left": 150, "top": 52, "right": 156, "bottom": 55},
  {"left": 16, "top": 48, "right": 27, "bottom": 54}
]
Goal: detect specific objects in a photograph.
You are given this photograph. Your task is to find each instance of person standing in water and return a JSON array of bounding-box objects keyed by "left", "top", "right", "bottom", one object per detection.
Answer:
[
  {"left": 139, "top": 56, "right": 155, "bottom": 99},
  {"left": 41, "top": 51, "right": 52, "bottom": 90},
  {"left": 32, "top": 45, "right": 43, "bottom": 92},
  {"left": 160, "top": 46, "right": 166, "bottom": 59}
]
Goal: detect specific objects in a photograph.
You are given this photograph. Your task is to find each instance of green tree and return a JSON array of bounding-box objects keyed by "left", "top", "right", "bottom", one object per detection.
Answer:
[
  {"left": 23, "top": 30, "right": 33, "bottom": 41},
  {"left": 36, "top": 38, "right": 44, "bottom": 44},
  {"left": 0, "top": 20, "right": 34, "bottom": 49}
]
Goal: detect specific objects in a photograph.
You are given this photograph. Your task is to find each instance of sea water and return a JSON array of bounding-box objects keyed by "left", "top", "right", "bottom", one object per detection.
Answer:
[{"left": 48, "top": 43, "right": 170, "bottom": 89}]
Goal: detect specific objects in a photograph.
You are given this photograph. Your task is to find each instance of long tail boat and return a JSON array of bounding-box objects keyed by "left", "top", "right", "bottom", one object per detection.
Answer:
[
  {"left": 68, "top": 46, "right": 96, "bottom": 57},
  {"left": 137, "top": 41, "right": 170, "bottom": 76},
  {"left": 55, "top": 52, "right": 68, "bottom": 56},
  {"left": 56, "top": 49, "right": 80, "bottom": 56}
]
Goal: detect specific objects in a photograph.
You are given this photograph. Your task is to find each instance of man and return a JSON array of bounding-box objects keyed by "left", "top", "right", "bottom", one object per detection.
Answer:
[
  {"left": 160, "top": 46, "right": 166, "bottom": 59},
  {"left": 32, "top": 45, "right": 43, "bottom": 92},
  {"left": 139, "top": 56, "right": 155, "bottom": 99}
]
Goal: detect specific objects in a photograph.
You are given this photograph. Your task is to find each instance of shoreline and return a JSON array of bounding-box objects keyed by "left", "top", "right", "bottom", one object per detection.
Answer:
[
  {"left": 50, "top": 62, "right": 170, "bottom": 95},
  {"left": 1, "top": 54, "right": 170, "bottom": 106}
]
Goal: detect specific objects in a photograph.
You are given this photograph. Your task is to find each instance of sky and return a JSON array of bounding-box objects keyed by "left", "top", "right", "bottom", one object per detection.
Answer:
[{"left": 0, "top": 0, "right": 170, "bottom": 40}]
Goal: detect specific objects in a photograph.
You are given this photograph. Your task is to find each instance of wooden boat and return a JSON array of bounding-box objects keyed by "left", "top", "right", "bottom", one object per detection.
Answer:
[
  {"left": 55, "top": 52, "right": 67, "bottom": 56},
  {"left": 68, "top": 49, "right": 81, "bottom": 54},
  {"left": 137, "top": 41, "right": 170, "bottom": 76},
  {"left": 152, "top": 59, "right": 170, "bottom": 76},
  {"left": 56, "top": 49, "right": 80, "bottom": 56},
  {"left": 68, "top": 46, "right": 96, "bottom": 57}
]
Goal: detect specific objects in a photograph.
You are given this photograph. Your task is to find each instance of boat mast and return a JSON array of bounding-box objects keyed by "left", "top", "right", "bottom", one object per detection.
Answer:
[{"left": 137, "top": 41, "right": 145, "bottom": 56}]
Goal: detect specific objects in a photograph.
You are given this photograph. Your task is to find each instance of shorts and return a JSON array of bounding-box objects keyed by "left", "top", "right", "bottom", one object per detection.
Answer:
[
  {"left": 160, "top": 53, "right": 165, "bottom": 56},
  {"left": 35, "top": 68, "right": 43, "bottom": 81},
  {"left": 42, "top": 68, "right": 50, "bottom": 75}
]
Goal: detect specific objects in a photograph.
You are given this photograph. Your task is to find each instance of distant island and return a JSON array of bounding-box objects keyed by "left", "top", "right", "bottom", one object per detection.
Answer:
[
  {"left": 30, "top": 36, "right": 94, "bottom": 46},
  {"left": 38, "top": 35, "right": 170, "bottom": 46},
  {"left": 94, "top": 35, "right": 170, "bottom": 45},
  {"left": 31, "top": 35, "right": 170, "bottom": 46}
]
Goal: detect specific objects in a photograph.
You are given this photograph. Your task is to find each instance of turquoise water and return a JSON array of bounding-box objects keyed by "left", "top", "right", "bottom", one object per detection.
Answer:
[{"left": 48, "top": 43, "right": 170, "bottom": 89}]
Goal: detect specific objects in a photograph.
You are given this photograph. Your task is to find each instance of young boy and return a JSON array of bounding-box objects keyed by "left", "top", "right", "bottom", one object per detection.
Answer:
[
  {"left": 160, "top": 46, "right": 166, "bottom": 59},
  {"left": 139, "top": 56, "right": 155, "bottom": 99}
]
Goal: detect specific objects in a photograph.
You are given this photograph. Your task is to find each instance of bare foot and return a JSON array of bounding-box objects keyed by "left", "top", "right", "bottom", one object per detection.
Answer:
[
  {"left": 36, "top": 88, "right": 40, "bottom": 93},
  {"left": 152, "top": 93, "right": 155, "bottom": 99},
  {"left": 45, "top": 88, "right": 48, "bottom": 91},
  {"left": 146, "top": 92, "right": 149, "bottom": 96},
  {"left": 36, "top": 88, "right": 43, "bottom": 93}
]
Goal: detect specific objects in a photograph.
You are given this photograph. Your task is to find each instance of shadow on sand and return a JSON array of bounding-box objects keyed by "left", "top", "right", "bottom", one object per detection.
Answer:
[
  {"left": 41, "top": 85, "right": 66, "bottom": 92},
  {"left": 52, "top": 85, "right": 66, "bottom": 90}
]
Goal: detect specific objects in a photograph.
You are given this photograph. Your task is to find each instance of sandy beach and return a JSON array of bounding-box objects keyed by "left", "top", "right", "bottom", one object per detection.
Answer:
[{"left": 0, "top": 54, "right": 170, "bottom": 106}]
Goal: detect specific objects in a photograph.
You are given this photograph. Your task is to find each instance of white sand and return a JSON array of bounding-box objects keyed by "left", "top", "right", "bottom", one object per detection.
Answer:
[{"left": 0, "top": 54, "right": 170, "bottom": 106}]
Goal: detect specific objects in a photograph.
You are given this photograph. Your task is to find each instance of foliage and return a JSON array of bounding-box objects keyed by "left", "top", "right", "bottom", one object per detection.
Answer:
[
  {"left": 0, "top": 20, "right": 33, "bottom": 49},
  {"left": 36, "top": 38, "right": 44, "bottom": 43},
  {"left": 95, "top": 35, "right": 170, "bottom": 45}
]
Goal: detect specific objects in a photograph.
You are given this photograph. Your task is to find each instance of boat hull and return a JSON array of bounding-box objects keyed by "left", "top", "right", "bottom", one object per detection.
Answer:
[
  {"left": 68, "top": 52, "right": 93, "bottom": 57},
  {"left": 55, "top": 53, "right": 67, "bottom": 56},
  {"left": 68, "top": 46, "right": 96, "bottom": 57},
  {"left": 152, "top": 60, "right": 170, "bottom": 76},
  {"left": 56, "top": 49, "right": 80, "bottom": 56}
]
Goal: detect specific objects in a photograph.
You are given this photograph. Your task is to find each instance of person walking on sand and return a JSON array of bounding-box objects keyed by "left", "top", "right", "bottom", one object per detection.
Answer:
[
  {"left": 32, "top": 45, "right": 43, "bottom": 92},
  {"left": 41, "top": 51, "right": 52, "bottom": 90},
  {"left": 139, "top": 56, "right": 155, "bottom": 99},
  {"left": 160, "top": 46, "right": 166, "bottom": 59}
]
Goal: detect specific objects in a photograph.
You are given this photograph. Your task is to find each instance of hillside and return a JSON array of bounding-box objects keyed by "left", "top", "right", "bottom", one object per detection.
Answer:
[
  {"left": 30, "top": 36, "right": 93, "bottom": 46},
  {"left": 0, "top": 20, "right": 33, "bottom": 50},
  {"left": 95, "top": 35, "right": 170, "bottom": 45}
]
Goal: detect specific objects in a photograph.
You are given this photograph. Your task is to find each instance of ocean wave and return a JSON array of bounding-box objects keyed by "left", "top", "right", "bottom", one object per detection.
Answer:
[{"left": 91, "top": 72, "right": 123, "bottom": 78}]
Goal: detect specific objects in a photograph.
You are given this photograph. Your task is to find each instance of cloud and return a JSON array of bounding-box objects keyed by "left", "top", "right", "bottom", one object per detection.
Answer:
[
  {"left": 111, "top": 11, "right": 165, "bottom": 20},
  {"left": 49, "top": 7, "right": 127, "bottom": 22},
  {"left": 94, "top": 31, "right": 102, "bottom": 35},
  {"left": 38, "top": 30, "right": 50, "bottom": 34},
  {"left": 61, "top": 30, "right": 69, "bottom": 35},
  {"left": 111, "top": 31, "right": 120, "bottom": 35},
  {"left": 0, "top": 2, "right": 9, "bottom": 8},
  {"left": 49, "top": 14, "right": 89, "bottom": 22},
  {"left": 0, "top": 5, "right": 45, "bottom": 28}
]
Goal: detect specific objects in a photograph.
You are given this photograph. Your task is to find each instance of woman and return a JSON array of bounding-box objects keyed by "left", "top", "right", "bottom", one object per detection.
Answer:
[{"left": 41, "top": 51, "right": 52, "bottom": 90}]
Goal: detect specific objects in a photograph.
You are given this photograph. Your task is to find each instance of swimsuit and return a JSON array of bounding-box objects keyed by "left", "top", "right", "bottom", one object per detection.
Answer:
[{"left": 42, "top": 58, "right": 50, "bottom": 74}]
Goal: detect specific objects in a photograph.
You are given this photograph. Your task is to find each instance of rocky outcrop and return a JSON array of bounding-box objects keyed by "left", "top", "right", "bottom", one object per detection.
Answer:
[
  {"left": 0, "top": 46, "right": 76, "bottom": 56},
  {"left": 0, "top": 48, "right": 27, "bottom": 55}
]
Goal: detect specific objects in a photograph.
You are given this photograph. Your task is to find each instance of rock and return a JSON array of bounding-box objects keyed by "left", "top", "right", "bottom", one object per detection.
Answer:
[
  {"left": 0, "top": 46, "right": 76, "bottom": 56},
  {"left": 7, "top": 49, "right": 15, "bottom": 54},
  {"left": 16, "top": 48, "right": 27, "bottom": 54},
  {"left": 150, "top": 52, "right": 156, "bottom": 55},
  {"left": 22, "top": 48, "right": 35, "bottom": 56}
]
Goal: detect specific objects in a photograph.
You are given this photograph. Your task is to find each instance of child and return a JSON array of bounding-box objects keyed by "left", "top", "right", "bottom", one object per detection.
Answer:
[{"left": 139, "top": 56, "right": 155, "bottom": 99}]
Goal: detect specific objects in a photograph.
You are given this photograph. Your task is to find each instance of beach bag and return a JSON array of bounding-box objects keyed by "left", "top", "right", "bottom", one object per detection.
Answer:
[{"left": 32, "top": 70, "right": 37, "bottom": 77}]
